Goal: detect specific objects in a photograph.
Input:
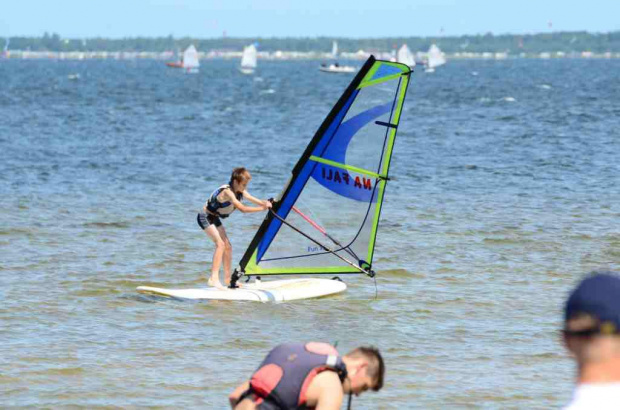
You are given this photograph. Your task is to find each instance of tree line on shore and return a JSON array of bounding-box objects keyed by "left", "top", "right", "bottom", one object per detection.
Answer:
[{"left": 4, "top": 31, "right": 620, "bottom": 53}]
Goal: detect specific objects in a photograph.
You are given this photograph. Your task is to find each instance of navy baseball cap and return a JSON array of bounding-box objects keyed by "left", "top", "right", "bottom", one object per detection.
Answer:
[{"left": 564, "top": 271, "right": 620, "bottom": 336}]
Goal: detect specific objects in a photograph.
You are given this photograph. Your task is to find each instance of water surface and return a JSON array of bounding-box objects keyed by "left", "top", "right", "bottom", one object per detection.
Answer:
[{"left": 1, "top": 58, "right": 619, "bottom": 408}]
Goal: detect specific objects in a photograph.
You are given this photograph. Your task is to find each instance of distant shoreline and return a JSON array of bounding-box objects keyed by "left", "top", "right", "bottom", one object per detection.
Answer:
[
  {"left": 2, "top": 50, "right": 619, "bottom": 61},
  {"left": 3, "top": 30, "right": 620, "bottom": 55}
]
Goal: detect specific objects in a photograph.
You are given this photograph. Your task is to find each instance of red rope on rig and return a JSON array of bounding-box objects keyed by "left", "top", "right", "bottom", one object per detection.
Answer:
[{"left": 292, "top": 206, "right": 327, "bottom": 235}]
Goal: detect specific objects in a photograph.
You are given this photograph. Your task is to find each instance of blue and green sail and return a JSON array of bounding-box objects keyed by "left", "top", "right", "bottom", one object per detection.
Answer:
[{"left": 237, "top": 56, "right": 411, "bottom": 277}]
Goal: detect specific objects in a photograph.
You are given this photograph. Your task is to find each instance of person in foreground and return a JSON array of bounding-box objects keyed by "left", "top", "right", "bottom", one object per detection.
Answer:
[
  {"left": 197, "top": 167, "right": 271, "bottom": 290},
  {"left": 563, "top": 270, "right": 620, "bottom": 409},
  {"left": 229, "top": 342, "right": 384, "bottom": 409}
]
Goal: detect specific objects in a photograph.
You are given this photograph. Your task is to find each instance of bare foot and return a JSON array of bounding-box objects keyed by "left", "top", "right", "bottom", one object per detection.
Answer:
[{"left": 207, "top": 278, "right": 226, "bottom": 290}]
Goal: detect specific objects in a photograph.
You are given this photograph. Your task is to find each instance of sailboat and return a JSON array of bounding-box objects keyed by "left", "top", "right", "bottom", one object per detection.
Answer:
[
  {"left": 319, "top": 41, "right": 356, "bottom": 73},
  {"left": 166, "top": 44, "right": 200, "bottom": 73},
  {"left": 2, "top": 38, "right": 9, "bottom": 58},
  {"left": 424, "top": 44, "right": 446, "bottom": 73},
  {"left": 137, "top": 56, "right": 412, "bottom": 302},
  {"left": 239, "top": 44, "right": 257, "bottom": 75},
  {"left": 397, "top": 44, "right": 416, "bottom": 68}
]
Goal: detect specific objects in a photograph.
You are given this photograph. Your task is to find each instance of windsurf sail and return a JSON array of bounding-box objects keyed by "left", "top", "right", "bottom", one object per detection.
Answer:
[
  {"left": 397, "top": 44, "right": 416, "bottom": 68},
  {"left": 331, "top": 41, "right": 338, "bottom": 59},
  {"left": 241, "top": 44, "right": 257, "bottom": 69},
  {"left": 183, "top": 45, "right": 200, "bottom": 70},
  {"left": 427, "top": 44, "right": 446, "bottom": 69},
  {"left": 232, "top": 56, "right": 411, "bottom": 286}
]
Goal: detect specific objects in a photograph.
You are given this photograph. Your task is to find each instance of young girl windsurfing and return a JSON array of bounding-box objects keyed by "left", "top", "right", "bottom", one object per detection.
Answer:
[{"left": 197, "top": 168, "right": 271, "bottom": 289}]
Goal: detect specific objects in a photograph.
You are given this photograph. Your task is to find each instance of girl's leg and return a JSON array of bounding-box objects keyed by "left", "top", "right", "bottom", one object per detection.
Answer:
[
  {"left": 204, "top": 225, "right": 226, "bottom": 290},
  {"left": 217, "top": 226, "right": 234, "bottom": 285}
]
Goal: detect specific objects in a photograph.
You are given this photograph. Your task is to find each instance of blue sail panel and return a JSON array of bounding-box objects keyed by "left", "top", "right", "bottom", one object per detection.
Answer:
[
  {"left": 309, "top": 102, "right": 392, "bottom": 202},
  {"left": 370, "top": 64, "right": 405, "bottom": 81},
  {"left": 312, "top": 166, "right": 376, "bottom": 202}
]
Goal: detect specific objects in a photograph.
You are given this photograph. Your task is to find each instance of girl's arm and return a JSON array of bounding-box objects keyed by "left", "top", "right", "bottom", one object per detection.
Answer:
[
  {"left": 224, "top": 189, "right": 267, "bottom": 213},
  {"left": 243, "top": 190, "right": 272, "bottom": 209}
]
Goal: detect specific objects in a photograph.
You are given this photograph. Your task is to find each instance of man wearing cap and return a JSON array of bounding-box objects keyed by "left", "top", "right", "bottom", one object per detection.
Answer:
[{"left": 563, "top": 270, "right": 620, "bottom": 409}]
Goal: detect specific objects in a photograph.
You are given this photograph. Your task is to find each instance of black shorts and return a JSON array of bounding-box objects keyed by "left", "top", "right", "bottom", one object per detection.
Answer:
[{"left": 197, "top": 212, "right": 221, "bottom": 229}]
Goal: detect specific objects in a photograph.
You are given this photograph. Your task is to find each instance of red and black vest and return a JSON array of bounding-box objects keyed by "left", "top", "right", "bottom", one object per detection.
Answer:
[{"left": 242, "top": 342, "right": 347, "bottom": 409}]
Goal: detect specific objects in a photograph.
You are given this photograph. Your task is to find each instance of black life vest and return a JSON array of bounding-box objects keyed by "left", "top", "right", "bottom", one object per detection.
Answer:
[{"left": 205, "top": 184, "right": 243, "bottom": 218}]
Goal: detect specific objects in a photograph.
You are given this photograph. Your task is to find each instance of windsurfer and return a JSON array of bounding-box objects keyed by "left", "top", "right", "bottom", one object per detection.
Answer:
[{"left": 198, "top": 167, "right": 271, "bottom": 289}]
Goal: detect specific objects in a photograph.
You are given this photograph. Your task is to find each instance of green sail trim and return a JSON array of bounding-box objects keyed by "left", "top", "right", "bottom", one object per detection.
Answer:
[
  {"left": 367, "top": 69, "right": 411, "bottom": 264},
  {"left": 309, "top": 155, "right": 388, "bottom": 180},
  {"left": 358, "top": 72, "right": 406, "bottom": 90},
  {"left": 244, "top": 249, "right": 360, "bottom": 275}
]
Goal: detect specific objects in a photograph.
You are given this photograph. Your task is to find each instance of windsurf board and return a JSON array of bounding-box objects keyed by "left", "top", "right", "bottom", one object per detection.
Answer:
[{"left": 137, "top": 278, "right": 347, "bottom": 302}]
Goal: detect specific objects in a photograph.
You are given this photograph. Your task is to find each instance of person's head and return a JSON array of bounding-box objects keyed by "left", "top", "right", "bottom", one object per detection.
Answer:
[
  {"left": 342, "top": 346, "right": 384, "bottom": 396},
  {"left": 563, "top": 271, "right": 620, "bottom": 365},
  {"left": 230, "top": 167, "right": 251, "bottom": 193}
]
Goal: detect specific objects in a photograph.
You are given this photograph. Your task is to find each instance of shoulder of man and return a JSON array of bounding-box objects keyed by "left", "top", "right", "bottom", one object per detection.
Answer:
[{"left": 305, "top": 370, "right": 343, "bottom": 408}]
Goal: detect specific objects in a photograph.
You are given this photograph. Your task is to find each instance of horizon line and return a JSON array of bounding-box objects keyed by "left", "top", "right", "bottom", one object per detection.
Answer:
[{"left": 2, "top": 29, "right": 619, "bottom": 41}]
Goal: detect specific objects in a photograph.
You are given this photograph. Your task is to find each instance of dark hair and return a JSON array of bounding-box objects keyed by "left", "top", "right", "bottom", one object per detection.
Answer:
[
  {"left": 345, "top": 346, "right": 385, "bottom": 391},
  {"left": 230, "top": 167, "right": 251, "bottom": 186}
]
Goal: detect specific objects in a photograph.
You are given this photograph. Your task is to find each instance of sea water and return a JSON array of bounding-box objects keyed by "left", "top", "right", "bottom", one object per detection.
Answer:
[{"left": 1, "top": 58, "right": 619, "bottom": 408}]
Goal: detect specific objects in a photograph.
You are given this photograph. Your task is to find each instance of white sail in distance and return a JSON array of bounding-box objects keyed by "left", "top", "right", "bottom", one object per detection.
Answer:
[
  {"left": 397, "top": 44, "right": 416, "bottom": 68},
  {"left": 241, "top": 44, "right": 258, "bottom": 69},
  {"left": 183, "top": 45, "right": 200, "bottom": 70},
  {"left": 332, "top": 41, "right": 338, "bottom": 58},
  {"left": 427, "top": 44, "right": 446, "bottom": 69}
]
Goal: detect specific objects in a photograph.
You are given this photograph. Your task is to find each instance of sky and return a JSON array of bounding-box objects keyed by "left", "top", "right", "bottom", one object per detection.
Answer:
[{"left": 1, "top": 0, "right": 619, "bottom": 39}]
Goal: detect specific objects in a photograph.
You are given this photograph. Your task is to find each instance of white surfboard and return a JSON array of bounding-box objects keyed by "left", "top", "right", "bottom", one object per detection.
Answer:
[{"left": 137, "top": 278, "right": 347, "bottom": 302}]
